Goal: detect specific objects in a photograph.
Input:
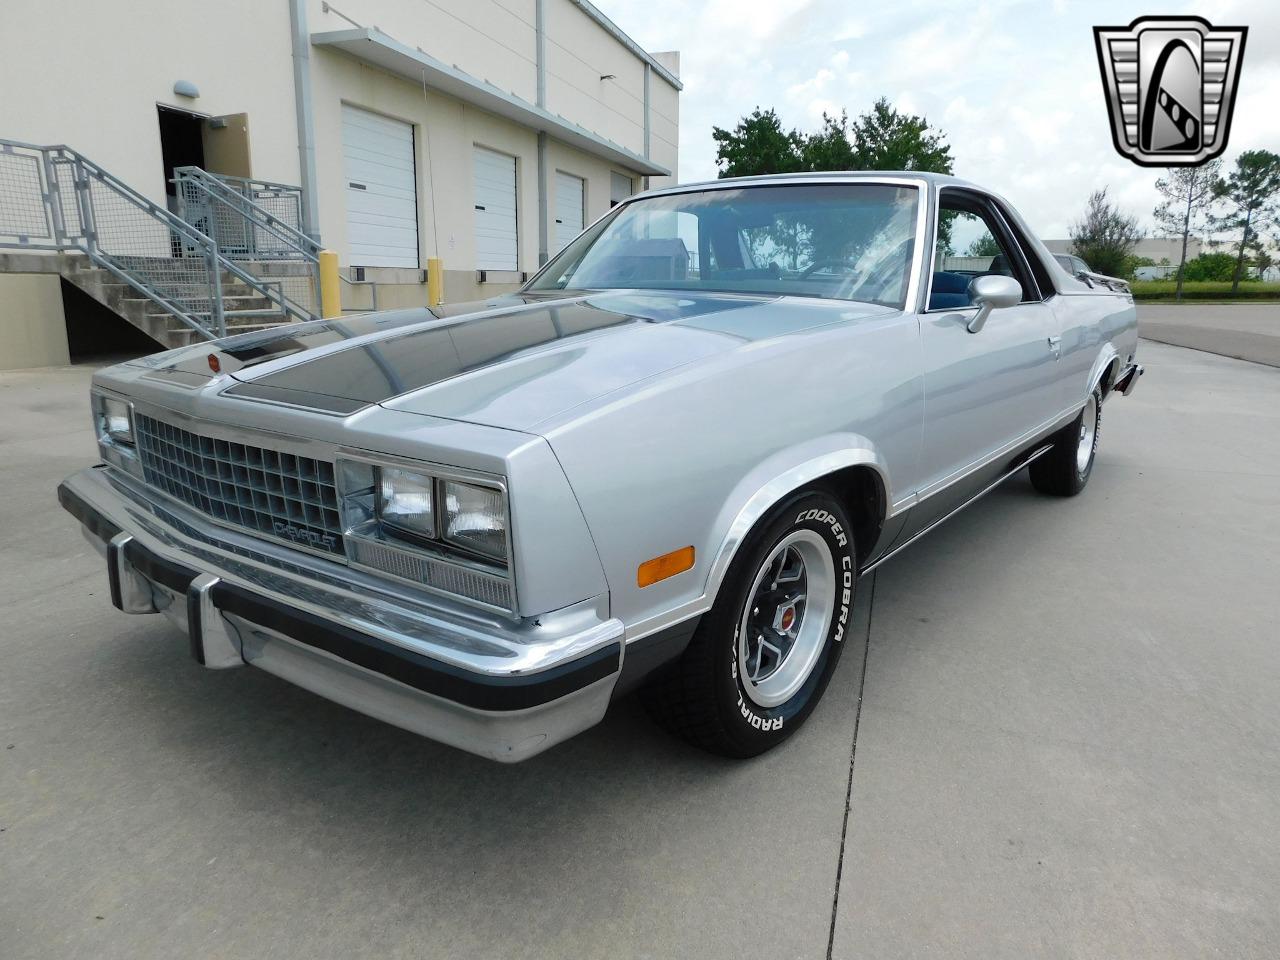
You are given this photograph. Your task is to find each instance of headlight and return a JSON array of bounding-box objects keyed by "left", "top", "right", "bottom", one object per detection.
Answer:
[
  {"left": 97, "top": 396, "right": 134, "bottom": 445},
  {"left": 377, "top": 467, "right": 435, "bottom": 540},
  {"left": 442, "top": 480, "right": 507, "bottom": 562}
]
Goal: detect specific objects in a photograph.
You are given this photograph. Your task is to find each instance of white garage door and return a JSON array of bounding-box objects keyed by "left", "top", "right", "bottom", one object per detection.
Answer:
[
  {"left": 342, "top": 105, "right": 418, "bottom": 268},
  {"left": 473, "top": 146, "right": 518, "bottom": 271},
  {"left": 554, "top": 171, "right": 585, "bottom": 254}
]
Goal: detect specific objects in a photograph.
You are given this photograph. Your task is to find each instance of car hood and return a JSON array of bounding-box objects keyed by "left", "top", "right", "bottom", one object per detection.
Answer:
[{"left": 148, "top": 291, "right": 894, "bottom": 432}]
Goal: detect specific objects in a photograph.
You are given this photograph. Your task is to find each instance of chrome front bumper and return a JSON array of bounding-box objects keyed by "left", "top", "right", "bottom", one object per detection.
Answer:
[{"left": 59, "top": 466, "right": 624, "bottom": 762}]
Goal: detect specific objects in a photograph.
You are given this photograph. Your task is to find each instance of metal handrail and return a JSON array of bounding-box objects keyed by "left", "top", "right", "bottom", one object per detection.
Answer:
[
  {"left": 71, "top": 148, "right": 318, "bottom": 329},
  {"left": 174, "top": 166, "right": 320, "bottom": 321},
  {"left": 174, "top": 166, "right": 319, "bottom": 261},
  {"left": 210, "top": 170, "right": 309, "bottom": 196},
  {"left": 0, "top": 138, "right": 316, "bottom": 339}
]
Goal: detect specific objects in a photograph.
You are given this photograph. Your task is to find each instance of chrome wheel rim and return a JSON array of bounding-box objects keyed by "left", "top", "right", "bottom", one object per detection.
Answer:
[
  {"left": 736, "top": 530, "right": 836, "bottom": 708},
  {"left": 1076, "top": 394, "right": 1098, "bottom": 474}
]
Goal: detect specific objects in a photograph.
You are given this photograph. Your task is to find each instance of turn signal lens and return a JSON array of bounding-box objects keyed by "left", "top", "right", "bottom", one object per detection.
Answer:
[{"left": 637, "top": 546, "right": 695, "bottom": 588}]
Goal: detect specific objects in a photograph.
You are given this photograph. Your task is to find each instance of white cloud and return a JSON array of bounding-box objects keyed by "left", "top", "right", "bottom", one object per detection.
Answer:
[
  {"left": 786, "top": 68, "right": 834, "bottom": 99},
  {"left": 600, "top": 0, "right": 1280, "bottom": 238}
]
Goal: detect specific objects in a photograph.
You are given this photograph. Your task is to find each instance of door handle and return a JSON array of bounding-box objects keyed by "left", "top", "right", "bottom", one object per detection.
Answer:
[{"left": 1047, "top": 335, "right": 1063, "bottom": 359}]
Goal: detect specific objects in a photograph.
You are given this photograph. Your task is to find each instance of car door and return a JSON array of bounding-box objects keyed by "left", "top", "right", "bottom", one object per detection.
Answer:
[{"left": 907, "top": 189, "right": 1063, "bottom": 534}]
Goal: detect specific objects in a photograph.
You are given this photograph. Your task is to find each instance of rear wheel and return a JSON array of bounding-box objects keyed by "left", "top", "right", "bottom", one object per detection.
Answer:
[
  {"left": 1030, "top": 387, "right": 1101, "bottom": 497},
  {"left": 641, "top": 489, "right": 857, "bottom": 758}
]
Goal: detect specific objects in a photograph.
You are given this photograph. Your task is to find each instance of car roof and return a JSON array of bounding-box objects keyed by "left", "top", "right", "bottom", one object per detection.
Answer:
[{"left": 636, "top": 170, "right": 982, "bottom": 200}]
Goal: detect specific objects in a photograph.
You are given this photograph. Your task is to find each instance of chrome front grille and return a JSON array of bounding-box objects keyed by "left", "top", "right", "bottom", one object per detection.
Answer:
[{"left": 134, "top": 414, "right": 344, "bottom": 556}]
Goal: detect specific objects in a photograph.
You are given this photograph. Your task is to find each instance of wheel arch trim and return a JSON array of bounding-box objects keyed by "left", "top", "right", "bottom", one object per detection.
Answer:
[
  {"left": 622, "top": 442, "right": 891, "bottom": 645},
  {"left": 1087, "top": 342, "right": 1122, "bottom": 399},
  {"left": 701, "top": 443, "right": 890, "bottom": 613}
]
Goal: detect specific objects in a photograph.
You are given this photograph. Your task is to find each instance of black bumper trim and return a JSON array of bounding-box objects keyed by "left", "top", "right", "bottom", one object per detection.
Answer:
[
  {"left": 122, "top": 539, "right": 199, "bottom": 595},
  {"left": 212, "top": 581, "right": 620, "bottom": 712},
  {"left": 58, "top": 479, "right": 620, "bottom": 711},
  {"left": 186, "top": 584, "right": 207, "bottom": 666},
  {"left": 59, "top": 478, "right": 122, "bottom": 544}
]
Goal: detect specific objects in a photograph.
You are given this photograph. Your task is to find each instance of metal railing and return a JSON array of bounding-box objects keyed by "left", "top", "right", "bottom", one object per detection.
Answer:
[
  {"left": 0, "top": 138, "right": 314, "bottom": 339},
  {"left": 209, "top": 171, "right": 307, "bottom": 237},
  {"left": 173, "top": 166, "right": 320, "bottom": 319},
  {"left": 172, "top": 168, "right": 388, "bottom": 317}
]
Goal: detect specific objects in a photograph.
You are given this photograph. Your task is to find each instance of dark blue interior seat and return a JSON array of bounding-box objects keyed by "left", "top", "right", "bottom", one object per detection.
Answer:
[{"left": 928, "top": 271, "right": 971, "bottom": 310}]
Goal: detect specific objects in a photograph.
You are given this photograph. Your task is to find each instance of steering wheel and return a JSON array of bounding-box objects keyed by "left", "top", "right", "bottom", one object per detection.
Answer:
[{"left": 799, "top": 259, "right": 857, "bottom": 279}]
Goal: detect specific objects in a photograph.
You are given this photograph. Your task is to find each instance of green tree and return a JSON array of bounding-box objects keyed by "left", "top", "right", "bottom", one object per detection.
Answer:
[
  {"left": 711, "top": 108, "right": 804, "bottom": 178},
  {"left": 1181, "top": 251, "right": 1236, "bottom": 282},
  {"left": 965, "top": 234, "right": 1001, "bottom": 258},
  {"left": 799, "top": 111, "right": 857, "bottom": 171},
  {"left": 1069, "top": 188, "right": 1143, "bottom": 278},
  {"left": 1152, "top": 160, "right": 1220, "bottom": 300},
  {"left": 1122, "top": 254, "right": 1156, "bottom": 280},
  {"left": 1212, "top": 149, "right": 1280, "bottom": 294},
  {"left": 713, "top": 98, "right": 953, "bottom": 178},
  {"left": 712, "top": 100, "right": 955, "bottom": 263},
  {"left": 849, "top": 97, "right": 954, "bottom": 173}
]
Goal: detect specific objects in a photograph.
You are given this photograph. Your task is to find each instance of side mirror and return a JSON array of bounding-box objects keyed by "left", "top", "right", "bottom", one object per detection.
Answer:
[{"left": 965, "top": 274, "right": 1022, "bottom": 334}]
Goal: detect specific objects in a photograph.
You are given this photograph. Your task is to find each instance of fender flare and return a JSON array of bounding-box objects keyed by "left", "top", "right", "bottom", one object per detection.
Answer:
[
  {"left": 1086, "top": 342, "right": 1121, "bottom": 401},
  {"left": 701, "top": 440, "right": 891, "bottom": 607}
]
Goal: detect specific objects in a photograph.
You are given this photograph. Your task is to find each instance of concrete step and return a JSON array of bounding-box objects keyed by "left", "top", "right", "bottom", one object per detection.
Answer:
[
  {"left": 101, "top": 280, "right": 271, "bottom": 299},
  {"left": 163, "top": 312, "right": 295, "bottom": 334},
  {"left": 124, "top": 294, "right": 279, "bottom": 315},
  {"left": 58, "top": 254, "right": 311, "bottom": 352},
  {"left": 165, "top": 320, "right": 298, "bottom": 347}
]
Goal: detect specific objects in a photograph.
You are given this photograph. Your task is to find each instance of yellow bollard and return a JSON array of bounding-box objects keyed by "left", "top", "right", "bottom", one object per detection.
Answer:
[
  {"left": 318, "top": 250, "right": 341, "bottom": 318},
  {"left": 427, "top": 256, "right": 444, "bottom": 307}
]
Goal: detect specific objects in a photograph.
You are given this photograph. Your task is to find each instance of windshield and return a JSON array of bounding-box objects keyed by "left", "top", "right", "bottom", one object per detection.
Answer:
[{"left": 528, "top": 183, "right": 920, "bottom": 308}]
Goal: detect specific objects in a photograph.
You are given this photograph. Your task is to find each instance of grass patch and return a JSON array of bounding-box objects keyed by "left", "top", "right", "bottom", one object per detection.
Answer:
[{"left": 1131, "top": 281, "right": 1280, "bottom": 301}]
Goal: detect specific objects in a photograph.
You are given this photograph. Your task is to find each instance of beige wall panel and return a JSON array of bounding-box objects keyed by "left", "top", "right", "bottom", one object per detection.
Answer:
[
  {"left": 544, "top": 0, "right": 648, "bottom": 154},
  {"left": 0, "top": 273, "right": 69, "bottom": 370},
  {"left": 0, "top": 0, "right": 298, "bottom": 207},
  {"left": 309, "top": 0, "right": 538, "bottom": 104}
]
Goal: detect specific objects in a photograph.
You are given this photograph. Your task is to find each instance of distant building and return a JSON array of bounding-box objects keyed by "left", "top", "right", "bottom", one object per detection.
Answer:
[
  {"left": 1042, "top": 236, "right": 1204, "bottom": 265},
  {"left": 0, "top": 0, "right": 680, "bottom": 368}
]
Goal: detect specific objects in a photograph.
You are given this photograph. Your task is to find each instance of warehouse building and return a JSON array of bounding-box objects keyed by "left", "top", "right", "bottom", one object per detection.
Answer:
[{"left": 0, "top": 0, "right": 680, "bottom": 368}]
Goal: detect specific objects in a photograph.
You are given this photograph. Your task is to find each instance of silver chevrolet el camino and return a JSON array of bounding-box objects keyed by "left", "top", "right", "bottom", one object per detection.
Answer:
[{"left": 59, "top": 172, "right": 1142, "bottom": 762}]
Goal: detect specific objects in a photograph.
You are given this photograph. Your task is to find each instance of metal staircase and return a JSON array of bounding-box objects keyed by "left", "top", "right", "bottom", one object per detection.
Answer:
[{"left": 0, "top": 139, "right": 320, "bottom": 349}]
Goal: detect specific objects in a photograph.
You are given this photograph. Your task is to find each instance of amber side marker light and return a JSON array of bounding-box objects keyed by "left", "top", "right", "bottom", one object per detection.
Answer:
[{"left": 637, "top": 546, "right": 695, "bottom": 588}]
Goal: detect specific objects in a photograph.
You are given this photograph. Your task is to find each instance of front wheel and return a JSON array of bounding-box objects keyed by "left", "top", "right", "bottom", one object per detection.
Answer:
[
  {"left": 1030, "top": 387, "right": 1101, "bottom": 497},
  {"left": 641, "top": 489, "right": 857, "bottom": 758}
]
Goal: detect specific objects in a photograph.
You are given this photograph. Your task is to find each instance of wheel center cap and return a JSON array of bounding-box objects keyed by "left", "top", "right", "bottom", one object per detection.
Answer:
[{"left": 774, "top": 604, "right": 797, "bottom": 634}]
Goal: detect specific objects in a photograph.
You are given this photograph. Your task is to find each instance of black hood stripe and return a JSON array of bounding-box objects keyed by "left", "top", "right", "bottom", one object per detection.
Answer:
[
  {"left": 219, "top": 293, "right": 766, "bottom": 413},
  {"left": 223, "top": 301, "right": 639, "bottom": 409}
]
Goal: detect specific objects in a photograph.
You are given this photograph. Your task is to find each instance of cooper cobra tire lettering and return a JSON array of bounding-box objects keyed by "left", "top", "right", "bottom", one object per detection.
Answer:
[
  {"left": 640, "top": 488, "right": 858, "bottom": 758},
  {"left": 796, "top": 508, "right": 848, "bottom": 547},
  {"left": 834, "top": 554, "right": 853, "bottom": 643}
]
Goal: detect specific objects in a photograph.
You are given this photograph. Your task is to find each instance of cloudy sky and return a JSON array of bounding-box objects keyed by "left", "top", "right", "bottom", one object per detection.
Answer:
[{"left": 601, "top": 0, "right": 1279, "bottom": 240}]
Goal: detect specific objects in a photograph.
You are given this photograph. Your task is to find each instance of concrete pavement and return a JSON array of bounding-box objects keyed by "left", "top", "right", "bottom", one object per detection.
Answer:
[
  {"left": 2, "top": 340, "right": 1278, "bottom": 959},
  {"left": 1139, "top": 303, "right": 1280, "bottom": 367}
]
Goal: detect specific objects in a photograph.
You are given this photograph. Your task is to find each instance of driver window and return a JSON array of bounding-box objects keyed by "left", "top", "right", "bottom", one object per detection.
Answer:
[{"left": 930, "top": 202, "right": 1033, "bottom": 311}]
